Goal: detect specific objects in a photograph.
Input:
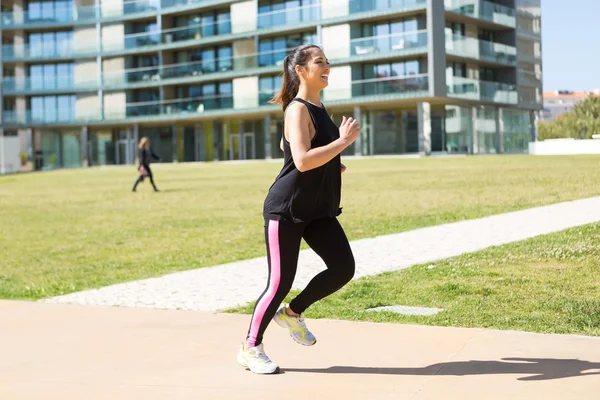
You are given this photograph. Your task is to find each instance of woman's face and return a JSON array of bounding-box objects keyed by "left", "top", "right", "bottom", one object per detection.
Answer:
[{"left": 297, "top": 47, "right": 331, "bottom": 91}]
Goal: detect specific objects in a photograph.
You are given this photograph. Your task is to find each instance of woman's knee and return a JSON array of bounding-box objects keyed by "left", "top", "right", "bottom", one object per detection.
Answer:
[{"left": 335, "top": 254, "right": 355, "bottom": 285}]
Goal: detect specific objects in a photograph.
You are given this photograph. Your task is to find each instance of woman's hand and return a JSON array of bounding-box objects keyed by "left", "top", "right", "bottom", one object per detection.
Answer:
[
  {"left": 340, "top": 163, "right": 347, "bottom": 173},
  {"left": 338, "top": 116, "right": 360, "bottom": 145}
]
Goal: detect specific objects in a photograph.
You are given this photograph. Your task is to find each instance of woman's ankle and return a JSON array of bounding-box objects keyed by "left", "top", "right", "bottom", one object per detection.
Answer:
[{"left": 285, "top": 304, "right": 300, "bottom": 317}]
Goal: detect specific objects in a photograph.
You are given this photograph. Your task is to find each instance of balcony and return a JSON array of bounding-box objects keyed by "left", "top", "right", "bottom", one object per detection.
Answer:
[
  {"left": 518, "top": 69, "right": 541, "bottom": 87},
  {"left": 102, "top": 48, "right": 284, "bottom": 87},
  {"left": 0, "top": 0, "right": 161, "bottom": 28},
  {"left": 444, "top": 0, "right": 516, "bottom": 27},
  {"left": 519, "top": 53, "right": 541, "bottom": 64},
  {"left": 446, "top": 35, "right": 517, "bottom": 65},
  {"left": 324, "top": 74, "right": 429, "bottom": 103},
  {"left": 257, "top": 3, "right": 319, "bottom": 30},
  {"left": 3, "top": 74, "right": 432, "bottom": 126},
  {"left": 0, "top": 0, "right": 228, "bottom": 29},
  {"left": 1, "top": 42, "right": 97, "bottom": 61},
  {"left": 350, "top": 30, "right": 428, "bottom": 58},
  {"left": 2, "top": 76, "right": 97, "bottom": 94},
  {"left": 447, "top": 77, "right": 517, "bottom": 104},
  {"left": 347, "top": 0, "right": 426, "bottom": 14}
]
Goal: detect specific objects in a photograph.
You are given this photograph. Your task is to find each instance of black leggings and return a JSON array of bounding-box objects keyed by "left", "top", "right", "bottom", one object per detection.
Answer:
[
  {"left": 132, "top": 166, "right": 158, "bottom": 191},
  {"left": 246, "top": 217, "right": 355, "bottom": 348}
]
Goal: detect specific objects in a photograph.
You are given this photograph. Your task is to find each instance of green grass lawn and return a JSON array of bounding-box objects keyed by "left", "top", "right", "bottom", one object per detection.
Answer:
[
  {"left": 228, "top": 222, "right": 600, "bottom": 337},
  {"left": 1, "top": 155, "right": 599, "bottom": 301}
]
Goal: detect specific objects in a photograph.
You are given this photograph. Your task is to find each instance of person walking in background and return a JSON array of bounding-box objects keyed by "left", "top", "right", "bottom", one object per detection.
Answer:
[
  {"left": 237, "top": 44, "right": 360, "bottom": 374},
  {"left": 132, "top": 136, "right": 160, "bottom": 192}
]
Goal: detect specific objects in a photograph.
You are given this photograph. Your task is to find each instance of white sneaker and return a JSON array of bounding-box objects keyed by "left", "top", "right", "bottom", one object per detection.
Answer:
[
  {"left": 273, "top": 304, "right": 317, "bottom": 346},
  {"left": 237, "top": 343, "right": 280, "bottom": 374}
]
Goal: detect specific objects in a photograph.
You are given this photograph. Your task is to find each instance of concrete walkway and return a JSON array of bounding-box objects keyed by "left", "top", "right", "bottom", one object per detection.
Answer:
[
  {"left": 43, "top": 196, "right": 600, "bottom": 312},
  {"left": 2, "top": 300, "right": 599, "bottom": 400}
]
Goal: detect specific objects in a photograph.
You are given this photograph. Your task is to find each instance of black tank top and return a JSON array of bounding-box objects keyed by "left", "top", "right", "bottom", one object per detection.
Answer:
[{"left": 263, "top": 98, "right": 342, "bottom": 223}]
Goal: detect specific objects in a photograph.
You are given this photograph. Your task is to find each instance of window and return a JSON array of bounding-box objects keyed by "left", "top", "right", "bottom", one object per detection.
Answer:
[
  {"left": 127, "top": 22, "right": 159, "bottom": 47},
  {"left": 259, "top": 75, "right": 283, "bottom": 103},
  {"left": 131, "top": 89, "right": 160, "bottom": 103},
  {"left": 362, "top": 17, "right": 420, "bottom": 37},
  {"left": 258, "top": 0, "right": 318, "bottom": 28},
  {"left": 446, "top": 21, "right": 465, "bottom": 38},
  {"left": 173, "top": 9, "right": 231, "bottom": 39},
  {"left": 30, "top": 95, "right": 75, "bottom": 123},
  {"left": 359, "top": 17, "right": 422, "bottom": 52},
  {"left": 174, "top": 46, "right": 233, "bottom": 74},
  {"left": 358, "top": 60, "right": 424, "bottom": 96},
  {"left": 362, "top": 60, "right": 421, "bottom": 79},
  {"left": 28, "top": 30, "right": 73, "bottom": 58},
  {"left": 175, "top": 82, "right": 233, "bottom": 110},
  {"left": 449, "top": 62, "right": 466, "bottom": 78},
  {"left": 258, "top": 32, "right": 317, "bottom": 66},
  {"left": 29, "top": 63, "right": 74, "bottom": 89},
  {"left": 27, "top": 0, "right": 74, "bottom": 22},
  {"left": 128, "top": 56, "right": 159, "bottom": 82},
  {"left": 127, "top": 90, "right": 160, "bottom": 116},
  {"left": 479, "top": 67, "right": 496, "bottom": 81}
]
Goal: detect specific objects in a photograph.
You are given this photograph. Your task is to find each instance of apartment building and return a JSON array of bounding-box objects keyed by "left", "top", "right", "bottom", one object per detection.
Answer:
[
  {"left": 0, "top": 0, "right": 542, "bottom": 170},
  {"left": 542, "top": 90, "right": 600, "bottom": 122}
]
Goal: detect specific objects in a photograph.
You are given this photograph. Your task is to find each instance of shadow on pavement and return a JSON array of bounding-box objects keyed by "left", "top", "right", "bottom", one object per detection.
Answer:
[{"left": 285, "top": 358, "right": 600, "bottom": 381}]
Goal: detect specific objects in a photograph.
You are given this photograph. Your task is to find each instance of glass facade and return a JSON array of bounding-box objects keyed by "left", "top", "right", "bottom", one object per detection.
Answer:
[
  {"left": 40, "top": 129, "right": 81, "bottom": 168},
  {"left": 370, "top": 110, "right": 419, "bottom": 154},
  {"left": 445, "top": 106, "right": 472, "bottom": 154},
  {"left": 0, "top": 0, "right": 538, "bottom": 170},
  {"left": 502, "top": 109, "right": 531, "bottom": 153},
  {"left": 477, "top": 106, "right": 498, "bottom": 154},
  {"left": 90, "top": 130, "right": 115, "bottom": 166}
]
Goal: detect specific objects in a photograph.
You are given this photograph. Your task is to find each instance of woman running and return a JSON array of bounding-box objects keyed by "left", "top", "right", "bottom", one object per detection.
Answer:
[{"left": 237, "top": 44, "right": 360, "bottom": 374}]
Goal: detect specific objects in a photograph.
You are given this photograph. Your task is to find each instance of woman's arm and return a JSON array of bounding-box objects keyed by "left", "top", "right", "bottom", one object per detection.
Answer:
[
  {"left": 150, "top": 149, "right": 160, "bottom": 161},
  {"left": 286, "top": 103, "right": 359, "bottom": 172}
]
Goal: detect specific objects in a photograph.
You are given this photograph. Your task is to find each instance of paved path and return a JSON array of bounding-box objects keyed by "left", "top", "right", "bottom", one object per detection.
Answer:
[
  {"left": 2, "top": 300, "right": 599, "bottom": 400},
  {"left": 43, "top": 196, "right": 600, "bottom": 312}
]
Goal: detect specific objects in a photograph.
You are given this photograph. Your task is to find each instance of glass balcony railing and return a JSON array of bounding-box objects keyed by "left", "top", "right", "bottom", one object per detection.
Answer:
[
  {"left": 445, "top": 35, "right": 517, "bottom": 65},
  {"left": 350, "top": 30, "right": 427, "bottom": 57},
  {"left": 103, "top": 48, "right": 285, "bottom": 86},
  {"left": 3, "top": 48, "right": 286, "bottom": 93},
  {"left": 350, "top": 74, "right": 429, "bottom": 97},
  {"left": 0, "top": 0, "right": 159, "bottom": 27},
  {"left": 126, "top": 94, "right": 235, "bottom": 117},
  {"left": 257, "top": 3, "right": 319, "bottom": 29},
  {"left": 0, "top": 0, "right": 166, "bottom": 28},
  {"left": 447, "top": 77, "right": 517, "bottom": 104},
  {"left": 2, "top": 76, "right": 97, "bottom": 93},
  {"left": 518, "top": 69, "right": 541, "bottom": 86},
  {"left": 444, "top": 0, "right": 516, "bottom": 27},
  {"left": 3, "top": 76, "right": 431, "bottom": 126},
  {"left": 322, "top": 74, "right": 429, "bottom": 102},
  {"left": 347, "top": 0, "right": 426, "bottom": 14},
  {"left": 1, "top": 42, "right": 97, "bottom": 60},
  {"left": 161, "top": 19, "right": 232, "bottom": 43},
  {"left": 2, "top": 17, "right": 232, "bottom": 60}
]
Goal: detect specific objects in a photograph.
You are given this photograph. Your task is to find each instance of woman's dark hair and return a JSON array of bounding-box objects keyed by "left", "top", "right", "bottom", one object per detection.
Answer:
[{"left": 269, "top": 44, "right": 321, "bottom": 111}]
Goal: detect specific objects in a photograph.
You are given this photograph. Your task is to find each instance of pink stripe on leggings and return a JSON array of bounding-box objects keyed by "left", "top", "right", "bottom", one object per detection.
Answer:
[{"left": 247, "top": 220, "right": 281, "bottom": 348}]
